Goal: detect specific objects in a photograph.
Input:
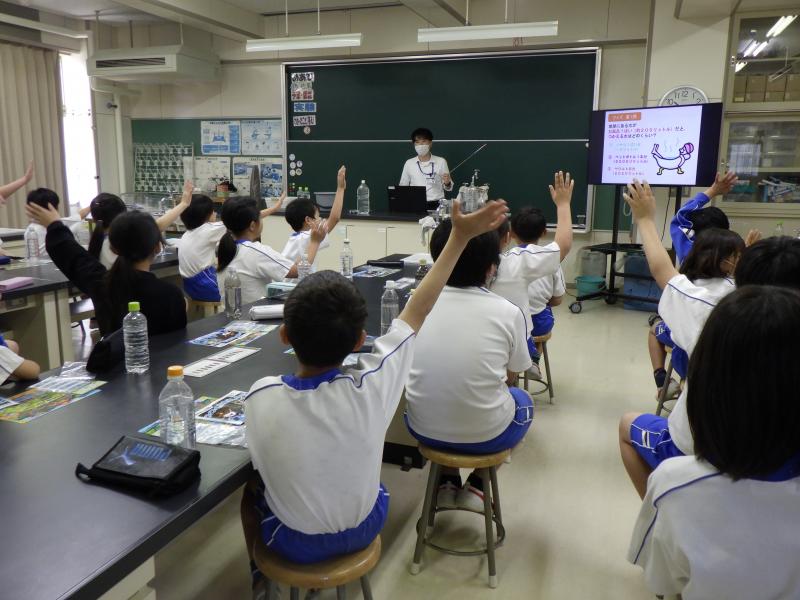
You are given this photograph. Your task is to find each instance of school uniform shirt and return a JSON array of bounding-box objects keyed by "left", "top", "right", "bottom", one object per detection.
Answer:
[
  {"left": 24, "top": 217, "right": 84, "bottom": 257},
  {"left": 281, "top": 230, "right": 331, "bottom": 266},
  {"left": 178, "top": 222, "right": 226, "bottom": 300},
  {"left": 217, "top": 240, "right": 294, "bottom": 305},
  {"left": 399, "top": 155, "right": 454, "bottom": 202},
  {"left": 490, "top": 242, "right": 561, "bottom": 335},
  {"left": 0, "top": 344, "right": 24, "bottom": 384},
  {"left": 99, "top": 237, "right": 117, "bottom": 269},
  {"left": 246, "top": 318, "right": 416, "bottom": 535},
  {"left": 660, "top": 275, "right": 736, "bottom": 455},
  {"left": 405, "top": 286, "right": 532, "bottom": 444},
  {"left": 628, "top": 454, "right": 800, "bottom": 600},
  {"left": 670, "top": 191, "right": 709, "bottom": 264},
  {"left": 528, "top": 265, "right": 566, "bottom": 315}
]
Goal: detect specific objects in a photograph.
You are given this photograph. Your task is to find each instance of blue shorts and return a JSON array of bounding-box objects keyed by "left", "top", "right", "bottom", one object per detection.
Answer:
[
  {"left": 0, "top": 333, "right": 7, "bottom": 348},
  {"left": 629, "top": 414, "right": 685, "bottom": 470},
  {"left": 406, "top": 387, "right": 533, "bottom": 455},
  {"left": 531, "top": 306, "right": 555, "bottom": 337},
  {"left": 252, "top": 483, "right": 388, "bottom": 565},
  {"left": 183, "top": 266, "right": 221, "bottom": 302},
  {"left": 653, "top": 321, "right": 688, "bottom": 379}
]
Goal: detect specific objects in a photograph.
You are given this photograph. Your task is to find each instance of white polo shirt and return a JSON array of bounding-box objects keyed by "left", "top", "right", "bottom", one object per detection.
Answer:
[
  {"left": 629, "top": 454, "right": 800, "bottom": 600},
  {"left": 0, "top": 344, "right": 24, "bottom": 384},
  {"left": 490, "top": 242, "right": 561, "bottom": 334},
  {"left": 660, "top": 275, "right": 735, "bottom": 455},
  {"left": 216, "top": 240, "right": 293, "bottom": 305},
  {"left": 528, "top": 266, "right": 566, "bottom": 315},
  {"left": 405, "top": 286, "right": 532, "bottom": 444},
  {"left": 99, "top": 237, "right": 117, "bottom": 269},
  {"left": 399, "top": 155, "right": 453, "bottom": 202},
  {"left": 281, "top": 230, "right": 330, "bottom": 266},
  {"left": 246, "top": 318, "right": 416, "bottom": 535},
  {"left": 178, "top": 221, "right": 226, "bottom": 278}
]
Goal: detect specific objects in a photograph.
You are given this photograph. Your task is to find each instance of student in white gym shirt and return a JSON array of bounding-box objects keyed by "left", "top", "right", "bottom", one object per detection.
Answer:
[
  {"left": 240, "top": 199, "right": 508, "bottom": 598},
  {"left": 629, "top": 285, "right": 800, "bottom": 600}
]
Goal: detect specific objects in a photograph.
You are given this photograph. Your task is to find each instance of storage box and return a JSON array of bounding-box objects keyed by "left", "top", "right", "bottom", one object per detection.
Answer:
[
  {"left": 622, "top": 254, "right": 661, "bottom": 312},
  {"left": 746, "top": 75, "right": 767, "bottom": 91},
  {"left": 314, "top": 191, "right": 335, "bottom": 208},
  {"left": 745, "top": 91, "right": 766, "bottom": 103}
]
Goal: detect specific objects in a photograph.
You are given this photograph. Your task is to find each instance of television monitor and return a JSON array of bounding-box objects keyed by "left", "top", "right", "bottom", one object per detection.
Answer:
[{"left": 587, "top": 103, "right": 723, "bottom": 187}]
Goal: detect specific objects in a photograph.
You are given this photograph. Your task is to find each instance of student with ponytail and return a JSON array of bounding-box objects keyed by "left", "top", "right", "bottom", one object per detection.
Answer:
[
  {"left": 216, "top": 196, "right": 327, "bottom": 304},
  {"left": 27, "top": 202, "right": 187, "bottom": 337}
]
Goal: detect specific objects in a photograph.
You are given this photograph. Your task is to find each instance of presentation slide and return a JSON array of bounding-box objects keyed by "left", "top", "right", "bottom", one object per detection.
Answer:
[{"left": 599, "top": 105, "right": 703, "bottom": 186}]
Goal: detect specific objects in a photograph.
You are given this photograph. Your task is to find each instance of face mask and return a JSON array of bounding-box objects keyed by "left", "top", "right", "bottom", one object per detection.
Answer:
[{"left": 415, "top": 144, "right": 431, "bottom": 157}]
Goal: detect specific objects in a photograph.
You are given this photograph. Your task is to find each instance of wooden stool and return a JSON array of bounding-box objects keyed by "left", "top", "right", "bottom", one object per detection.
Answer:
[
  {"left": 186, "top": 298, "right": 221, "bottom": 321},
  {"left": 523, "top": 332, "right": 555, "bottom": 403},
  {"left": 410, "top": 444, "right": 510, "bottom": 588},
  {"left": 655, "top": 346, "right": 679, "bottom": 417},
  {"left": 253, "top": 531, "right": 380, "bottom": 599}
]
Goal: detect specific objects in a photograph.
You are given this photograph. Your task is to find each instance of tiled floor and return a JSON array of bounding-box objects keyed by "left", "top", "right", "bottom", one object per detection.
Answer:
[{"left": 139, "top": 298, "right": 658, "bottom": 599}]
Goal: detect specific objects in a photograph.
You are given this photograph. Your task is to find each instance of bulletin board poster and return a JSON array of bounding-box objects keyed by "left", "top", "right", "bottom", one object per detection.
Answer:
[
  {"left": 194, "top": 156, "right": 231, "bottom": 191},
  {"left": 600, "top": 105, "right": 702, "bottom": 185},
  {"left": 241, "top": 119, "right": 282, "bottom": 155},
  {"left": 201, "top": 120, "right": 241, "bottom": 155},
  {"left": 232, "top": 156, "right": 284, "bottom": 197}
]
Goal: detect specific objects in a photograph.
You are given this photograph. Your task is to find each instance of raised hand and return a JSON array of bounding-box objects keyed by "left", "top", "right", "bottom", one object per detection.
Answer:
[
  {"left": 25, "top": 202, "right": 60, "bottom": 228},
  {"left": 337, "top": 165, "right": 346, "bottom": 190},
  {"left": 549, "top": 171, "right": 574, "bottom": 207},
  {"left": 309, "top": 219, "right": 328, "bottom": 244},
  {"left": 745, "top": 229, "right": 762, "bottom": 247},
  {"left": 706, "top": 171, "right": 737, "bottom": 198},
  {"left": 624, "top": 179, "right": 657, "bottom": 222},
  {"left": 23, "top": 161, "right": 34, "bottom": 184},
  {"left": 451, "top": 198, "right": 508, "bottom": 240}
]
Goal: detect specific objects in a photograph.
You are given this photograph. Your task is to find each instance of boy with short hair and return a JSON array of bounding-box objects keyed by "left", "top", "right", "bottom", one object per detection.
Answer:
[
  {"left": 242, "top": 199, "right": 508, "bottom": 596},
  {"left": 282, "top": 166, "right": 345, "bottom": 265},
  {"left": 24, "top": 188, "right": 90, "bottom": 256}
]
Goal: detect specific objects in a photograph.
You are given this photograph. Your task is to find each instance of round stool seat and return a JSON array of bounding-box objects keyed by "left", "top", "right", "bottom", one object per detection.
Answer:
[
  {"left": 419, "top": 445, "right": 511, "bottom": 469},
  {"left": 532, "top": 331, "right": 552, "bottom": 343},
  {"left": 254, "top": 536, "right": 381, "bottom": 591}
]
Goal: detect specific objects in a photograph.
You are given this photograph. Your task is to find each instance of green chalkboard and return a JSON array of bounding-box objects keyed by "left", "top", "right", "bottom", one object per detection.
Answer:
[
  {"left": 131, "top": 118, "right": 204, "bottom": 154},
  {"left": 286, "top": 50, "right": 598, "bottom": 226}
]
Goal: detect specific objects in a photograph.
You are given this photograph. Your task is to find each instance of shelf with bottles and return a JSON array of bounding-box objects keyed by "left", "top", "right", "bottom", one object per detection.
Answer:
[
  {"left": 723, "top": 173, "right": 800, "bottom": 204},
  {"left": 134, "top": 143, "right": 194, "bottom": 194}
]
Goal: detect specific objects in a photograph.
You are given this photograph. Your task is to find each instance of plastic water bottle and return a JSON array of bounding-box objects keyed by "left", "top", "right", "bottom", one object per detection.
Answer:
[
  {"left": 340, "top": 239, "right": 353, "bottom": 278},
  {"left": 297, "top": 253, "right": 312, "bottom": 280},
  {"left": 415, "top": 258, "right": 430, "bottom": 284},
  {"left": 775, "top": 221, "right": 784, "bottom": 237},
  {"left": 357, "top": 180, "right": 370, "bottom": 215},
  {"left": 123, "top": 301, "right": 149, "bottom": 374},
  {"left": 159, "top": 365, "right": 196, "bottom": 449},
  {"left": 380, "top": 280, "right": 400, "bottom": 335},
  {"left": 224, "top": 268, "right": 242, "bottom": 319},
  {"left": 25, "top": 223, "right": 40, "bottom": 263}
]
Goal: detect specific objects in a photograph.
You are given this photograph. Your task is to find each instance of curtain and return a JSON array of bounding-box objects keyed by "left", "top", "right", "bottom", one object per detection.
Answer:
[{"left": 0, "top": 42, "right": 65, "bottom": 227}]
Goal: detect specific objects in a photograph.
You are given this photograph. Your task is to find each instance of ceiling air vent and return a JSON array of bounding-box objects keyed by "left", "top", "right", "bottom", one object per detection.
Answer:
[{"left": 88, "top": 45, "right": 220, "bottom": 83}]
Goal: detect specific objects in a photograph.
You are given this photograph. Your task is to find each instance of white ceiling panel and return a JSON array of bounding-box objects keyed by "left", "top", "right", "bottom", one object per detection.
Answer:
[
  {"left": 228, "top": 0, "right": 401, "bottom": 14},
  {"left": 9, "top": 0, "right": 161, "bottom": 22}
]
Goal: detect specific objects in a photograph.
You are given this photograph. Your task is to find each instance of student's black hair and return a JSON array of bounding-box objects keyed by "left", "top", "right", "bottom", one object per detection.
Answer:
[
  {"left": 26, "top": 188, "right": 60, "bottom": 210},
  {"left": 510, "top": 207, "right": 547, "bottom": 243},
  {"left": 284, "top": 270, "right": 368, "bottom": 368},
  {"left": 180, "top": 194, "right": 214, "bottom": 230},
  {"left": 679, "top": 228, "right": 744, "bottom": 281},
  {"left": 411, "top": 127, "right": 434, "bottom": 142},
  {"left": 429, "top": 218, "right": 500, "bottom": 287},
  {"left": 734, "top": 236, "right": 800, "bottom": 290},
  {"left": 497, "top": 219, "right": 510, "bottom": 240},
  {"left": 104, "top": 211, "right": 161, "bottom": 326},
  {"left": 690, "top": 206, "right": 729, "bottom": 234},
  {"left": 217, "top": 196, "right": 259, "bottom": 273},
  {"left": 88, "top": 193, "right": 126, "bottom": 260},
  {"left": 285, "top": 198, "right": 318, "bottom": 232},
  {"left": 688, "top": 286, "right": 800, "bottom": 480}
]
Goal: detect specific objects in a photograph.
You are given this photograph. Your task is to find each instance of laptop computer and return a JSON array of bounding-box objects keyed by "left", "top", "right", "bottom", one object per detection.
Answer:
[{"left": 387, "top": 185, "right": 429, "bottom": 214}]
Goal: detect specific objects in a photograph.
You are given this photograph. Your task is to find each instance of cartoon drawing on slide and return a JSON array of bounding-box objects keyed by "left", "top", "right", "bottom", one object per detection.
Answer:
[{"left": 651, "top": 143, "right": 694, "bottom": 175}]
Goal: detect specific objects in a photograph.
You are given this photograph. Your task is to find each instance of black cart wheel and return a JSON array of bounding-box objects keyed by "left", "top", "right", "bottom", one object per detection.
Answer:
[
  {"left": 569, "top": 301, "right": 582, "bottom": 314},
  {"left": 604, "top": 295, "right": 618, "bottom": 305}
]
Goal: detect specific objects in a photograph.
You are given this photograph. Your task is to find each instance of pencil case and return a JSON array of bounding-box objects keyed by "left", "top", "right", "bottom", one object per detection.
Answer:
[{"left": 0, "top": 276, "right": 33, "bottom": 291}]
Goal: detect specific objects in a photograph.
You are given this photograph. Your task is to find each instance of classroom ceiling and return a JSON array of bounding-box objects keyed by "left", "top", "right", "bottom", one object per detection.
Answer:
[
  {"left": 10, "top": 0, "right": 160, "bottom": 22},
  {"left": 227, "top": 0, "right": 403, "bottom": 15}
]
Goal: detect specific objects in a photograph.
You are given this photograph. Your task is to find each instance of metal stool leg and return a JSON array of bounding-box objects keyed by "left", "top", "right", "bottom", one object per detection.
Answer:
[
  {"left": 360, "top": 576, "right": 373, "bottom": 600},
  {"left": 290, "top": 587, "right": 300, "bottom": 600},
  {"left": 489, "top": 466, "right": 503, "bottom": 530},
  {"left": 481, "top": 467, "right": 498, "bottom": 588},
  {"left": 336, "top": 585, "right": 346, "bottom": 599},
  {"left": 656, "top": 359, "right": 674, "bottom": 416},
  {"left": 411, "top": 461, "right": 440, "bottom": 574},
  {"left": 542, "top": 341, "right": 554, "bottom": 403}
]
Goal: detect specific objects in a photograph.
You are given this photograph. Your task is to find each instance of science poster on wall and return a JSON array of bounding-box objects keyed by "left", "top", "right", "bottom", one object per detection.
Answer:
[
  {"left": 241, "top": 119, "right": 282, "bottom": 155},
  {"left": 232, "top": 156, "right": 284, "bottom": 196},
  {"left": 201, "top": 120, "right": 241, "bottom": 155},
  {"left": 193, "top": 156, "right": 231, "bottom": 191}
]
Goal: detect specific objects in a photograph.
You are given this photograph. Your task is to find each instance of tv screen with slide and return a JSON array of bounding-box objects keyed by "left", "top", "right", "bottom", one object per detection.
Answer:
[{"left": 587, "top": 103, "right": 723, "bottom": 187}]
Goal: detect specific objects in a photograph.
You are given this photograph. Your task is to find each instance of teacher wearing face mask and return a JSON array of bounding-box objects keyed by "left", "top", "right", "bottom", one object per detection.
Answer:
[{"left": 399, "top": 127, "right": 454, "bottom": 205}]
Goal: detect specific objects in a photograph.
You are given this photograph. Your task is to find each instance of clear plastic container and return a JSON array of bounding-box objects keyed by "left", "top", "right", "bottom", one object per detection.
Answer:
[
  {"left": 380, "top": 280, "right": 399, "bottom": 335},
  {"left": 357, "top": 180, "right": 370, "bottom": 215},
  {"left": 123, "top": 301, "right": 149, "bottom": 374},
  {"left": 224, "top": 268, "right": 242, "bottom": 319},
  {"left": 340, "top": 239, "right": 353, "bottom": 278},
  {"left": 24, "top": 223, "right": 40, "bottom": 263},
  {"left": 158, "top": 365, "right": 196, "bottom": 449},
  {"left": 297, "top": 254, "right": 312, "bottom": 280}
]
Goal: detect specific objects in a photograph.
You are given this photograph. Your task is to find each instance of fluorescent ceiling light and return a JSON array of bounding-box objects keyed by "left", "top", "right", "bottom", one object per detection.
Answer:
[
  {"left": 0, "top": 13, "right": 88, "bottom": 39},
  {"left": 742, "top": 40, "right": 759, "bottom": 57},
  {"left": 767, "top": 15, "right": 797, "bottom": 38},
  {"left": 752, "top": 41, "right": 769, "bottom": 56},
  {"left": 418, "top": 21, "right": 558, "bottom": 43},
  {"left": 246, "top": 33, "right": 362, "bottom": 52},
  {"left": 735, "top": 61, "right": 748, "bottom": 73}
]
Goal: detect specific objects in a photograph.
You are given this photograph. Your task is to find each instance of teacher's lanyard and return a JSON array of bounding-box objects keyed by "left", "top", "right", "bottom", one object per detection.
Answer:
[{"left": 417, "top": 160, "right": 435, "bottom": 181}]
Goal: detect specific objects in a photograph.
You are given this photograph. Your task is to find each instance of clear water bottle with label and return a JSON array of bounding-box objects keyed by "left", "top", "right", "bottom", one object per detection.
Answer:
[
  {"left": 357, "top": 180, "right": 370, "bottom": 215},
  {"left": 340, "top": 239, "right": 353, "bottom": 278},
  {"left": 224, "top": 267, "right": 242, "bottom": 319},
  {"left": 123, "top": 301, "right": 149, "bottom": 374},
  {"left": 380, "top": 280, "right": 400, "bottom": 335},
  {"left": 25, "top": 223, "right": 40, "bottom": 263},
  {"left": 297, "top": 253, "right": 312, "bottom": 280},
  {"left": 159, "top": 365, "right": 196, "bottom": 449}
]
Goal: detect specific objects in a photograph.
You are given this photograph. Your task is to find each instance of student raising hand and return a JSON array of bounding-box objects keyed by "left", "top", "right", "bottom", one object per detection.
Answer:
[
  {"left": 705, "top": 171, "right": 737, "bottom": 198},
  {"left": 548, "top": 170, "right": 574, "bottom": 260},
  {"left": 451, "top": 198, "right": 508, "bottom": 239},
  {"left": 25, "top": 201, "right": 61, "bottom": 228},
  {"left": 624, "top": 180, "right": 678, "bottom": 289},
  {"left": 623, "top": 179, "right": 657, "bottom": 222}
]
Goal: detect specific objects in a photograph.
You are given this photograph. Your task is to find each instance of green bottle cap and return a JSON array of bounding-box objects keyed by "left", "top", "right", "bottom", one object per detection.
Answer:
[{"left": 128, "top": 301, "right": 140, "bottom": 312}]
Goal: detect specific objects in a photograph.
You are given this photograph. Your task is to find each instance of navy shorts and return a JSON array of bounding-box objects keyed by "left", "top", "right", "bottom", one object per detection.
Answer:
[
  {"left": 406, "top": 387, "right": 533, "bottom": 455},
  {"left": 629, "top": 413, "right": 685, "bottom": 470},
  {"left": 653, "top": 321, "right": 688, "bottom": 379},
  {"left": 252, "top": 482, "right": 388, "bottom": 565},
  {"left": 183, "top": 266, "right": 221, "bottom": 302},
  {"left": 531, "top": 306, "right": 555, "bottom": 337}
]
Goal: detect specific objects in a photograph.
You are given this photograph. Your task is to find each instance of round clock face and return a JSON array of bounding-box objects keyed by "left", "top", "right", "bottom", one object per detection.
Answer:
[{"left": 659, "top": 86, "right": 708, "bottom": 106}]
